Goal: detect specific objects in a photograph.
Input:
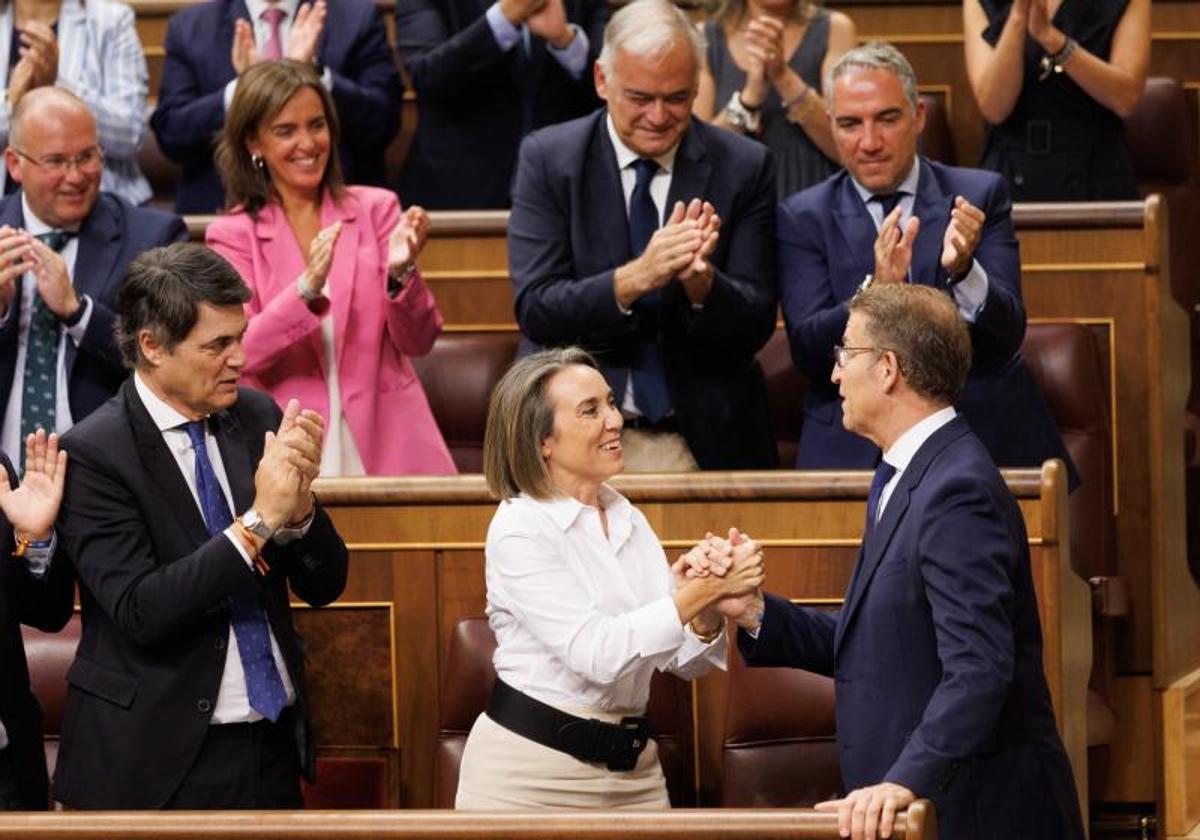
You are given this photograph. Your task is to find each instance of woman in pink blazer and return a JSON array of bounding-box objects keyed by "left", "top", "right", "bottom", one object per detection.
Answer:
[{"left": 206, "top": 60, "right": 455, "bottom": 476}]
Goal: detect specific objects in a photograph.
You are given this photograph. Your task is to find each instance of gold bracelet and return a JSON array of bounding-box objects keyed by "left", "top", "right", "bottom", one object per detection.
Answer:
[{"left": 691, "top": 620, "right": 724, "bottom": 644}]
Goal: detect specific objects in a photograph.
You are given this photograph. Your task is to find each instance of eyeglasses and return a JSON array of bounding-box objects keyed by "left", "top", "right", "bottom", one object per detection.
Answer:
[
  {"left": 11, "top": 146, "right": 104, "bottom": 176},
  {"left": 833, "top": 345, "right": 886, "bottom": 368}
]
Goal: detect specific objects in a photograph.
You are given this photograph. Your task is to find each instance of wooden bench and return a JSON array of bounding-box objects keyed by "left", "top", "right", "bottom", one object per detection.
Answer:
[{"left": 0, "top": 805, "right": 937, "bottom": 840}]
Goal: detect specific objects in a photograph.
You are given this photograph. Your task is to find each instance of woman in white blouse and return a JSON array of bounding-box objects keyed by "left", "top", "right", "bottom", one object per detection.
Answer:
[{"left": 456, "top": 347, "right": 764, "bottom": 810}]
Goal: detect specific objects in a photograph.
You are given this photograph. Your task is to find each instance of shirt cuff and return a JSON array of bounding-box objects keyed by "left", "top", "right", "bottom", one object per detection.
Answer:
[
  {"left": 273, "top": 507, "right": 315, "bottom": 545},
  {"left": 630, "top": 595, "right": 687, "bottom": 658},
  {"left": 223, "top": 78, "right": 239, "bottom": 112},
  {"left": 951, "top": 259, "right": 988, "bottom": 323},
  {"left": 547, "top": 25, "right": 588, "bottom": 78},
  {"left": 224, "top": 526, "right": 256, "bottom": 570},
  {"left": 320, "top": 64, "right": 333, "bottom": 92},
  {"left": 485, "top": 2, "right": 522, "bottom": 52},
  {"left": 65, "top": 295, "right": 93, "bottom": 345},
  {"left": 22, "top": 531, "right": 56, "bottom": 577}
]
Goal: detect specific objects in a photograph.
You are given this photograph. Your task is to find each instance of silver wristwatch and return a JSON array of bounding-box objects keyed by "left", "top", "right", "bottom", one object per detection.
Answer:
[
  {"left": 725, "top": 91, "right": 762, "bottom": 134},
  {"left": 240, "top": 508, "right": 276, "bottom": 541}
]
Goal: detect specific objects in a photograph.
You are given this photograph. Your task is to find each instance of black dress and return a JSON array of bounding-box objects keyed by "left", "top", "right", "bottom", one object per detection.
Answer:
[
  {"left": 978, "top": 0, "right": 1138, "bottom": 201},
  {"left": 705, "top": 12, "right": 839, "bottom": 200}
]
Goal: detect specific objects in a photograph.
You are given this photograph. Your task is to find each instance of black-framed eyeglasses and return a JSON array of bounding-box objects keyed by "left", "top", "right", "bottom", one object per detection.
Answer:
[
  {"left": 11, "top": 146, "right": 104, "bottom": 176},
  {"left": 833, "top": 345, "right": 886, "bottom": 368}
]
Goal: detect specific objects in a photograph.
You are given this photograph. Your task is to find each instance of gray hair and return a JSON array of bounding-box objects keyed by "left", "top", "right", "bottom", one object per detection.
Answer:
[
  {"left": 826, "top": 41, "right": 920, "bottom": 112},
  {"left": 598, "top": 0, "right": 706, "bottom": 80}
]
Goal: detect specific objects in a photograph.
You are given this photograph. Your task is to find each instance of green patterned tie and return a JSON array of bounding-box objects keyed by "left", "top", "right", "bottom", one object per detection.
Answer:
[{"left": 19, "top": 231, "right": 73, "bottom": 467}]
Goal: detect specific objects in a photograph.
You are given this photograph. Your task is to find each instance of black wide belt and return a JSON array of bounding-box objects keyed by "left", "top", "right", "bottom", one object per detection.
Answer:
[{"left": 486, "top": 678, "right": 649, "bottom": 772}]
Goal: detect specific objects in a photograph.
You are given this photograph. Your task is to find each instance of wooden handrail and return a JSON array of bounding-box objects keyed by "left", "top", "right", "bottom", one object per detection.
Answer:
[
  {"left": 311, "top": 468, "right": 1044, "bottom": 506},
  {"left": 0, "top": 805, "right": 937, "bottom": 840}
]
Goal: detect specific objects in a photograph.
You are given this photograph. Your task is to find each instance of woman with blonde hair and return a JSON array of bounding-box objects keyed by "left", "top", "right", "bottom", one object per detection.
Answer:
[{"left": 457, "top": 347, "right": 763, "bottom": 809}]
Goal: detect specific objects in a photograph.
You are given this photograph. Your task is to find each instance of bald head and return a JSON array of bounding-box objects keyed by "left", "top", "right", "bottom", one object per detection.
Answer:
[
  {"left": 5, "top": 86, "right": 102, "bottom": 228},
  {"left": 10, "top": 87, "right": 95, "bottom": 150}
]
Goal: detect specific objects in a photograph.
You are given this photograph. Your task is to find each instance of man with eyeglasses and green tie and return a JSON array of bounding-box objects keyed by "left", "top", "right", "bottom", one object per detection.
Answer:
[{"left": 0, "top": 87, "right": 187, "bottom": 468}]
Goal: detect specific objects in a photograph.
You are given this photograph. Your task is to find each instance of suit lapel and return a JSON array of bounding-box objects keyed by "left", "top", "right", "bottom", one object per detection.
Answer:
[
  {"left": 74, "top": 199, "right": 121, "bottom": 311},
  {"left": 124, "top": 381, "right": 211, "bottom": 548},
  {"left": 911, "top": 158, "right": 953, "bottom": 288},
  {"left": 664, "top": 122, "right": 712, "bottom": 217},
  {"left": 585, "top": 117, "right": 633, "bottom": 268},
  {"left": 831, "top": 177, "right": 877, "bottom": 282},
  {"left": 834, "top": 416, "right": 971, "bottom": 655}
]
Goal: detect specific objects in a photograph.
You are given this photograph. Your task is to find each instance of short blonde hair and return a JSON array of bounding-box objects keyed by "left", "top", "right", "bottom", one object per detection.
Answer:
[{"left": 483, "top": 347, "right": 600, "bottom": 501}]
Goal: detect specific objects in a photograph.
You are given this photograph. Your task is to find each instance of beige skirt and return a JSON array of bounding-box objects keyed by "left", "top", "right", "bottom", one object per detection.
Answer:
[{"left": 455, "top": 705, "right": 671, "bottom": 811}]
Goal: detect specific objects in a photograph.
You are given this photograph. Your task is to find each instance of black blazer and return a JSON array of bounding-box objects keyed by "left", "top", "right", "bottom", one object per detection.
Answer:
[
  {"left": 395, "top": 0, "right": 609, "bottom": 209},
  {"left": 151, "top": 0, "right": 404, "bottom": 214},
  {"left": 509, "top": 111, "right": 779, "bottom": 468},
  {"left": 0, "top": 192, "right": 187, "bottom": 432},
  {"left": 52, "top": 381, "right": 349, "bottom": 808},
  {"left": 0, "top": 455, "right": 74, "bottom": 809}
]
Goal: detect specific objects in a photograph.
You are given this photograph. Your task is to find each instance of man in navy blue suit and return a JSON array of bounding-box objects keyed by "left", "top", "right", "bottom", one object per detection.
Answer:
[
  {"left": 778, "top": 42, "right": 1074, "bottom": 483},
  {"left": 151, "top": 0, "right": 403, "bottom": 213},
  {"left": 508, "top": 0, "right": 778, "bottom": 471},
  {"left": 0, "top": 88, "right": 187, "bottom": 468},
  {"left": 702, "top": 284, "right": 1083, "bottom": 840}
]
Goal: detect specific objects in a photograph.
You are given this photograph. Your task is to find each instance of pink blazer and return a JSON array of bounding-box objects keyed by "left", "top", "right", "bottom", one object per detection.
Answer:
[{"left": 206, "top": 185, "right": 457, "bottom": 475}]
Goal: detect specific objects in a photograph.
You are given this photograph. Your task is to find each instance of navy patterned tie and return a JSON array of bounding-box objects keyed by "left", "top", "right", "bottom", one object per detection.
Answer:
[
  {"left": 872, "top": 192, "right": 903, "bottom": 219},
  {"left": 19, "top": 231, "right": 75, "bottom": 468},
  {"left": 866, "top": 460, "right": 897, "bottom": 530},
  {"left": 184, "top": 420, "right": 287, "bottom": 722},
  {"left": 627, "top": 158, "right": 671, "bottom": 424}
]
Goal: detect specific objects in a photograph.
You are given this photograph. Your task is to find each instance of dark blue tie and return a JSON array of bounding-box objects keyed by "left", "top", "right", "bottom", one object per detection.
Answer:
[
  {"left": 866, "top": 459, "right": 897, "bottom": 530},
  {"left": 628, "top": 158, "right": 670, "bottom": 424},
  {"left": 872, "top": 192, "right": 903, "bottom": 219},
  {"left": 184, "top": 420, "right": 287, "bottom": 722}
]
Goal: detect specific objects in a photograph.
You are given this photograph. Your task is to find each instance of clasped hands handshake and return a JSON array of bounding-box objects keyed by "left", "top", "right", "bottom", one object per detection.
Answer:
[{"left": 615, "top": 198, "right": 721, "bottom": 310}]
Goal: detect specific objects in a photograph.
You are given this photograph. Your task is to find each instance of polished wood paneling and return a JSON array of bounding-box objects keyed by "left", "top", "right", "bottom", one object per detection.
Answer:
[
  {"left": 0, "top": 804, "right": 938, "bottom": 840},
  {"left": 1162, "top": 668, "right": 1200, "bottom": 837}
]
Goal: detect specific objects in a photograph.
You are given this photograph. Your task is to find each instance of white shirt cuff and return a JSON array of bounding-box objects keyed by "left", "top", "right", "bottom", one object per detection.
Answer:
[
  {"left": 630, "top": 595, "right": 687, "bottom": 658},
  {"left": 223, "top": 78, "right": 239, "bottom": 112},
  {"left": 66, "top": 295, "right": 93, "bottom": 346},
  {"left": 224, "top": 526, "right": 255, "bottom": 570},
  {"left": 547, "top": 25, "right": 588, "bottom": 78},
  {"left": 485, "top": 2, "right": 522, "bottom": 52},
  {"left": 22, "top": 531, "right": 56, "bottom": 577},
  {"left": 951, "top": 259, "right": 988, "bottom": 323}
]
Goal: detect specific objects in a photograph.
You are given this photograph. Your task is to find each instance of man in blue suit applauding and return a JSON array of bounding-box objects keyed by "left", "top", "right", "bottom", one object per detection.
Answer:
[
  {"left": 508, "top": 0, "right": 778, "bottom": 471},
  {"left": 695, "top": 283, "right": 1083, "bottom": 840},
  {"left": 0, "top": 88, "right": 187, "bottom": 468},
  {"left": 778, "top": 42, "right": 1074, "bottom": 486}
]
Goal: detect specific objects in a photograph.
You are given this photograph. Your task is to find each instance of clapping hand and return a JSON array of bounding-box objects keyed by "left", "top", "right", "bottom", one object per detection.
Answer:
[
  {"left": 230, "top": 19, "right": 262, "bottom": 75},
  {"left": 388, "top": 206, "right": 431, "bottom": 277},
  {"left": 873, "top": 206, "right": 918, "bottom": 285},
  {"left": 303, "top": 221, "right": 342, "bottom": 298},
  {"left": 0, "top": 430, "right": 67, "bottom": 543},
  {"left": 254, "top": 400, "right": 324, "bottom": 532},
  {"left": 744, "top": 15, "right": 786, "bottom": 85},
  {"left": 287, "top": 0, "right": 327, "bottom": 64},
  {"left": 676, "top": 199, "right": 720, "bottom": 303},
  {"left": 940, "top": 196, "right": 985, "bottom": 280}
]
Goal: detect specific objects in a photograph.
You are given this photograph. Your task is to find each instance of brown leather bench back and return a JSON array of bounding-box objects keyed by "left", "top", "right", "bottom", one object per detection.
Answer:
[
  {"left": 433, "top": 616, "right": 696, "bottom": 807},
  {"left": 412, "top": 332, "right": 521, "bottom": 473},
  {"left": 917, "top": 93, "right": 957, "bottom": 167},
  {"left": 720, "top": 645, "right": 840, "bottom": 807}
]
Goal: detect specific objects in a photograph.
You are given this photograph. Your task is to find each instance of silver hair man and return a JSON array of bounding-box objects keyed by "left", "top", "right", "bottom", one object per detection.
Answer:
[
  {"left": 826, "top": 41, "right": 920, "bottom": 111},
  {"left": 597, "top": 0, "right": 706, "bottom": 79}
]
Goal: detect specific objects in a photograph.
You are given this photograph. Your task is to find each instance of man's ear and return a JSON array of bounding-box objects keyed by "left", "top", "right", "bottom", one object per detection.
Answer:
[
  {"left": 138, "top": 328, "right": 164, "bottom": 367},
  {"left": 593, "top": 60, "right": 609, "bottom": 102},
  {"left": 878, "top": 349, "right": 901, "bottom": 393},
  {"left": 4, "top": 148, "right": 22, "bottom": 186}
]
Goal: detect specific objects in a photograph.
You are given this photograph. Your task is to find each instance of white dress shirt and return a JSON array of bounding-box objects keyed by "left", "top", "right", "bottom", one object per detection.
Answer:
[
  {"left": 850, "top": 160, "right": 989, "bottom": 323},
  {"left": 0, "top": 197, "right": 95, "bottom": 466},
  {"left": 605, "top": 114, "right": 680, "bottom": 419},
  {"left": 875, "top": 405, "right": 958, "bottom": 522},
  {"left": 486, "top": 484, "right": 725, "bottom": 714},
  {"left": 132, "top": 372, "right": 297, "bottom": 724}
]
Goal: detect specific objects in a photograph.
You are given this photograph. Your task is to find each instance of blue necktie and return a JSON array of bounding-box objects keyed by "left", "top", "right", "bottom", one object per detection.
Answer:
[
  {"left": 627, "top": 158, "right": 670, "bottom": 424},
  {"left": 184, "top": 420, "right": 287, "bottom": 722},
  {"left": 872, "top": 192, "right": 903, "bottom": 219},
  {"left": 866, "top": 460, "right": 897, "bottom": 530}
]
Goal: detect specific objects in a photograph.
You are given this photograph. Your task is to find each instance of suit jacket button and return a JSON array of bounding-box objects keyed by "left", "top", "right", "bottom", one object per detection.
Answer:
[
  {"left": 197, "top": 699, "right": 212, "bottom": 713},
  {"left": 214, "top": 636, "right": 227, "bottom": 650}
]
